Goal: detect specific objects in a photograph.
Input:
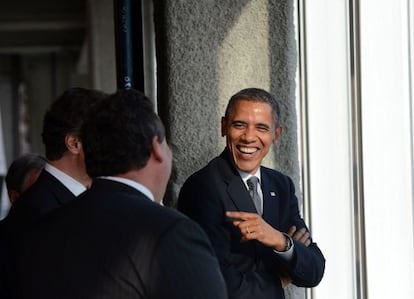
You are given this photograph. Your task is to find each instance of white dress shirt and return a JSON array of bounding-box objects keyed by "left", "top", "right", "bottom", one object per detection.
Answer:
[
  {"left": 99, "top": 176, "right": 155, "bottom": 202},
  {"left": 44, "top": 163, "right": 87, "bottom": 196}
]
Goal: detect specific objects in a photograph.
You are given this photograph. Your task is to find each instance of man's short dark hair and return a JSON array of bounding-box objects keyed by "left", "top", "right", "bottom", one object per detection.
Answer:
[
  {"left": 42, "top": 87, "right": 107, "bottom": 161},
  {"left": 225, "top": 88, "right": 281, "bottom": 127},
  {"left": 5, "top": 153, "right": 46, "bottom": 194},
  {"left": 81, "top": 89, "right": 165, "bottom": 177}
]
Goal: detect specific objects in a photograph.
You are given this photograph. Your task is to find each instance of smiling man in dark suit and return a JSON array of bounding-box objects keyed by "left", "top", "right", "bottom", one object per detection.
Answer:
[
  {"left": 178, "top": 87, "right": 325, "bottom": 299},
  {"left": 15, "top": 89, "right": 227, "bottom": 299}
]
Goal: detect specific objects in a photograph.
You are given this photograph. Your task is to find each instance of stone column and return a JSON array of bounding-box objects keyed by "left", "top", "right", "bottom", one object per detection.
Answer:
[{"left": 154, "top": 0, "right": 303, "bottom": 298}]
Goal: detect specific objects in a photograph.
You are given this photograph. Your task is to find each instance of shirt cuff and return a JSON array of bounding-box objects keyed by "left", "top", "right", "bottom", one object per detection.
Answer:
[{"left": 273, "top": 233, "right": 294, "bottom": 261}]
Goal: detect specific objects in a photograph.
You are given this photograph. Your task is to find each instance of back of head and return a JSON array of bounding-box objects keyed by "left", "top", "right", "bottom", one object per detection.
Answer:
[
  {"left": 225, "top": 87, "right": 281, "bottom": 126},
  {"left": 42, "top": 87, "right": 107, "bottom": 161},
  {"left": 5, "top": 153, "right": 46, "bottom": 203},
  {"left": 81, "top": 89, "right": 165, "bottom": 177}
]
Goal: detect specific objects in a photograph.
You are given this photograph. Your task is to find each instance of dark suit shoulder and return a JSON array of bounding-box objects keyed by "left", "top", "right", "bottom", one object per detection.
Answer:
[
  {"left": 21, "top": 179, "right": 195, "bottom": 261},
  {"left": 260, "top": 165, "right": 290, "bottom": 180},
  {"left": 21, "top": 170, "right": 74, "bottom": 200},
  {"left": 7, "top": 170, "right": 75, "bottom": 224},
  {"left": 43, "top": 179, "right": 191, "bottom": 238},
  {"left": 16, "top": 179, "right": 228, "bottom": 299},
  {"left": 260, "top": 165, "right": 296, "bottom": 189},
  {"left": 178, "top": 155, "right": 222, "bottom": 203},
  {"left": 182, "top": 153, "right": 238, "bottom": 187},
  {"left": 184, "top": 155, "right": 221, "bottom": 180}
]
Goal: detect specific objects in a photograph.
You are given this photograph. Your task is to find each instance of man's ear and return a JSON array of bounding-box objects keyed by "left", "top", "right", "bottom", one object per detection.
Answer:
[
  {"left": 221, "top": 117, "right": 227, "bottom": 137},
  {"left": 151, "top": 136, "right": 164, "bottom": 162},
  {"left": 65, "top": 134, "right": 82, "bottom": 154},
  {"left": 273, "top": 126, "right": 283, "bottom": 144},
  {"left": 8, "top": 190, "right": 19, "bottom": 205}
]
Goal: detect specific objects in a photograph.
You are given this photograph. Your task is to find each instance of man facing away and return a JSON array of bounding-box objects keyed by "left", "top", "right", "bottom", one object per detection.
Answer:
[
  {"left": 15, "top": 89, "right": 228, "bottom": 299},
  {"left": 178, "top": 87, "right": 325, "bottom": 299},
  {"left": 4, "top": 153, "right": 46, "bottom": 206},
  {"left": 0, "top": 87, "right": 107, "bottom": 299},
  {"left": 5, "top": 87, "right": 107, "bottom": 223}
]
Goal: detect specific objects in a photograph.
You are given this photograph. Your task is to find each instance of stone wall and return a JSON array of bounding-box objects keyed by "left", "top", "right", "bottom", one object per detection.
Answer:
[{"left": 154, "top": 1, "right": 302, "bottom": 297}]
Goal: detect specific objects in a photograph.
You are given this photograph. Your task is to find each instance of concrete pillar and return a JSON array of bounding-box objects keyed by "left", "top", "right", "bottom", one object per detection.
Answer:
[
  {"left": 154, "top": 0, "right": 302, "bottom": 298},
  {"left": 87, "top": 0, "right": 117, "bottom": 93},
  {"left": 156, "top": 0, "right": 299, "bottom": 204}
]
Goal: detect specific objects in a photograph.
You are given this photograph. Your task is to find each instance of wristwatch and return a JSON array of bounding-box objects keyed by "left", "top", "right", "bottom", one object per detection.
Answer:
[{"left": 284, "top": 234, "right": 292, "bottom": 251}]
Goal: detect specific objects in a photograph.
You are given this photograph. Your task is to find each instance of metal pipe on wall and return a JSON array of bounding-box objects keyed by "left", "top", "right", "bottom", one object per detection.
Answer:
[
  {"left": 113, "top": 0, "right": 144, "bottom": 91},
  {"left": 141, "top": 0, "right": 157, "bottom": 110}
]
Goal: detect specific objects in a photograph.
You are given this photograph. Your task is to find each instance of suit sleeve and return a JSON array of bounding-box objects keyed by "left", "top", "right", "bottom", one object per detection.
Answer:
[
  {"left": 278, "top": 176, "right": 325, "bottom": 287},
  {"left": 178, "top": 175, "right": 286, "bottom": 299},
  {"left": 178, "top": 173, "right": 325, "bottom": 298},
  {"left": 147, "top": 217, "right": 228, "bottom": 299}
]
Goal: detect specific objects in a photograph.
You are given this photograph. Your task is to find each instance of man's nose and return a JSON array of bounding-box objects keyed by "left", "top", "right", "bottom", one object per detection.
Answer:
[{"left": 241, "top": 127, "right": 256, "bottom": 142}]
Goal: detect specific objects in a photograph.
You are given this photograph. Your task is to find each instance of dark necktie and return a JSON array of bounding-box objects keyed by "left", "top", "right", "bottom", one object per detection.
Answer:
[{"left": 247, "top": 176, "right": 262, "bottom": 215}]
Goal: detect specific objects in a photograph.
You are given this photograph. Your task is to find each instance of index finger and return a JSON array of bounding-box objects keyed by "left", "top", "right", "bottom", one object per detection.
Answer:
[
  {"left": 287, "top": 226, "right": 297, "bottom": 236},
  {"left": 226, "top": 211, "right": 258, "bottom": 220}
]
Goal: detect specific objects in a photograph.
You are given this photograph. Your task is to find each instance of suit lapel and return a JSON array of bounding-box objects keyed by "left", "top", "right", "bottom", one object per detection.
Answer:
[
  {"left": 217, "top": 150, "right": 257, "bottom": 213},
  {"left": 261, "top": 168, "right": 280, "bottom": 228},
  {"left": 226, "top": 179, "right": 257, "bottom": 213}
]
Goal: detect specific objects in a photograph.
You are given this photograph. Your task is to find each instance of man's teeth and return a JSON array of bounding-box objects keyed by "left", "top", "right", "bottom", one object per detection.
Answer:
[{"left": 239, "top": 147, "right": 256, "bottom": 154}]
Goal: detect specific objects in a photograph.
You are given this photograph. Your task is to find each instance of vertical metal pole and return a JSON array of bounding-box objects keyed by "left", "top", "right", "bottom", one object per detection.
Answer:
[
  {"left": 142, "top": 0, "right": 157, "bottom": 110},
  {"left": 113, "top": 0, "right": 144, "bottom": 91},
  {"left": 296, "top": 1, "right": 312, "bottom": 298},
  {"left": 406, "top": 0, "right": 414, "bottom": 258},
  {"left": 348, "top": 0, "right": 368, "bottom": 298}
]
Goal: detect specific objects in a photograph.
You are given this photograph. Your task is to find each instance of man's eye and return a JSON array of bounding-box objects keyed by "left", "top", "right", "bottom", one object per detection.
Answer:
[
  {"left": 232, "top": 123, "right": 245, "bottom": 128},
  {"left": 257, "top": 126, "right": 269, "bottom": 132}
]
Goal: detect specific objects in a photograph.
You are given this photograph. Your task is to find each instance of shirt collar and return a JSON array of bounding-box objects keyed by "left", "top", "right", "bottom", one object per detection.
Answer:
[
  {"left": 44, "top": 163, "right": 87, "bottom": 196},
  {"left": 99, "top": 176, "right": 155, "bottom": 202},
  {"left": 238, "top": 168, "right": 261, "bottom": 188}
]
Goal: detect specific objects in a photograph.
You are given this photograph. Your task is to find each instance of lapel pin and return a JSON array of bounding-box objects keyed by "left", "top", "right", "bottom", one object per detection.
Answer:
[{"left": 270, "top": 192, "right": 276, "bottom": 197}]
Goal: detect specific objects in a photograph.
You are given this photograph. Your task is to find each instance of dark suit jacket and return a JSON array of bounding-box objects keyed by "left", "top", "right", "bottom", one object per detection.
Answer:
[
  {"left": 177, "top": 149, "right": 325, "bottom": 299},
  {"left": 6, "top": 169, "right": 76, "bottom": 225},
  {"left": 0, "top": 169, "right": 77, "bottom": 299},
  {"left": 15, "top": 178, "right": 227, "bottom": 299}
]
